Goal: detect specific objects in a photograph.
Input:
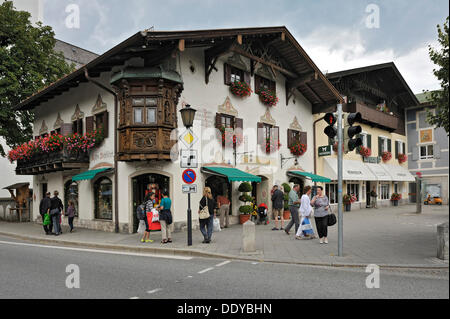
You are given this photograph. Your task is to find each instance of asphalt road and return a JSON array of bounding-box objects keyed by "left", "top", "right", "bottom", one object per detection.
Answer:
[{"left": 0, "top": 236, "right": 448, "bottom": 299}]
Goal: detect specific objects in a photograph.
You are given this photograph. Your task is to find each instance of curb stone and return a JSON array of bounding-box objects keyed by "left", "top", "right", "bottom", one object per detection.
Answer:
[{"left": 0, "top": 231, "right": 448, "bottom": 270}]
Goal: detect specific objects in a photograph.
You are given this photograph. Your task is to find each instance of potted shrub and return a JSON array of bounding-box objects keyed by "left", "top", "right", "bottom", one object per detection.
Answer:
[
  {"left": 391, "top": 193, "right": 401, "bottom": 206},
  {"left": 238, "top": 182, "right": 253, "bottom": 224},
  {"left": 230, "top": 80, "right": 252, "bottom": 98},
  {"left": 343, "top": 194, "right": 352, "bottom": 211},
  {"left": 282, "top": 183, "right": 291, "bottom": 220}
]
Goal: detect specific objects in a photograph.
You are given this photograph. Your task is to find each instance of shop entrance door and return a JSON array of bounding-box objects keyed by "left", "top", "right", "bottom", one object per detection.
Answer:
[
  {"left": 205, "top": 175, "right": 231, "bottom": 215},
  {"left": 132, "top": 173, "right": 170, "bottom": 233},
  {"left": 366, "top": 181, "right": 371, "bottom": 208}
]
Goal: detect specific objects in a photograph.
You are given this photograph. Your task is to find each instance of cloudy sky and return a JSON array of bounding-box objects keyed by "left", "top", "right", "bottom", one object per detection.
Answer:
[{"left": 36, "top": 0, "right": 449, "bottom": 94}]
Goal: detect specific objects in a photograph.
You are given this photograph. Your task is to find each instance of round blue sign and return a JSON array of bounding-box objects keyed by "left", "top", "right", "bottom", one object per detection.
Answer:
[{"left": 182, "top": 169, "right": 196, "bottom": 184}]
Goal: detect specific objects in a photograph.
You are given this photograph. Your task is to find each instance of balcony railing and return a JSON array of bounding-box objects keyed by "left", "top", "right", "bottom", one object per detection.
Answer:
[
  {"left": 344, "top": 102, "right": 399, "bottom": 132},
  {"left": 16, "top": 147, "right": 89, "bottom": 175}
]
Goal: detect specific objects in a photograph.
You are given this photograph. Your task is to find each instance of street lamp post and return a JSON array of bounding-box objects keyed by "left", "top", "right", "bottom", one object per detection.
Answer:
[{"left": 179, "top": 104, "right": 197, "bottom": 246}]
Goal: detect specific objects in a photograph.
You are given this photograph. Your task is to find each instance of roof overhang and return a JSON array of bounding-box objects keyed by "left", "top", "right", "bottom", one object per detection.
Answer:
[{"left": 15, "top": 26, "right": 343, "bottom": 111}]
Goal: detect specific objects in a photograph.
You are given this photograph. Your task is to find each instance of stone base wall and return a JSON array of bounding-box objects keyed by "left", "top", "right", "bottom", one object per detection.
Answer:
[{"left": 34, "top": 215, "right": 129, "bottom": 233}]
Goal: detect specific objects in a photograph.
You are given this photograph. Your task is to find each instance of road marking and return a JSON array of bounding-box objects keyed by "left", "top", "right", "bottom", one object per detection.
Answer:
[
  {"left": 0, "top": 240, "right": 193, "bottom": 260},
  {"left": 198, "top": 267, "right": 214, "bottom": 274},
  {"left": 147, "top": 288, "right": 162, "bottom": 294},
  {"left": 252, "top": 262, "right": 259, "bottom": 265},
  {"left": 130, "top": 297, "right": 140, "bottom": 299},
  {"left": 187, "top": 276, "right": 193, "bottom": 278},
  {"left": 215, "top": 260, "right": 231, "bottom": 267}
]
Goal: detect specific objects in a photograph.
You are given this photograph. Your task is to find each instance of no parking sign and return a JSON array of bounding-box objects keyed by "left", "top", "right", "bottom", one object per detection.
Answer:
[{"left": 182, "top": 169, "right": 196, "bottom": 185}]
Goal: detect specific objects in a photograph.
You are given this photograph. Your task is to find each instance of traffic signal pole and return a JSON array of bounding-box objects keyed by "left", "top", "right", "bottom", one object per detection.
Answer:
[{"left": 337, "top": 103, "right": 344, "bottom": 257}]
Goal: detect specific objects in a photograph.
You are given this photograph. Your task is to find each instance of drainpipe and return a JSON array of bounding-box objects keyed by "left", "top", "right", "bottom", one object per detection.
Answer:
[{"left": 84, "top": 68, "right": 120, "bottom": 233}]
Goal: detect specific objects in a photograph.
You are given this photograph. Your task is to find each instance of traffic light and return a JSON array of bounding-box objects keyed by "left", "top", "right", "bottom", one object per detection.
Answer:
[
  {"left": 323, "top": 112, "right": 337, "bottom": 140},
  {"left": 343, "top": 112, "right": 362, "bottom": 153}
]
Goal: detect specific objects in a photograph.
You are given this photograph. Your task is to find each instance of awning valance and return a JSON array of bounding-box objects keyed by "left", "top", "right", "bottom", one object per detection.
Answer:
[
  {"left": 365, "top": 163, "right": 391, "bottom": 181},
  {"left": 323, "top": 158, "right": 377, "bottom": 181},
  {"left": 202, "top": 167, "right": 261, "bottom": 183},
  {"left": 380, "top": 164, "right": 416, "bottom": 182},
  {"left": 287, "top": 171, "right": 331, "bottom": 183},
  {"left": 72, "top": 168, "right": 112, "bottom": 182}
]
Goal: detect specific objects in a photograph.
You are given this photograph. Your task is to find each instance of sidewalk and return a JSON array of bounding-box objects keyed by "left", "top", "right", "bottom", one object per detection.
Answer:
[{"left": 0, "top": 204, "right": 448, "bottom": 268}]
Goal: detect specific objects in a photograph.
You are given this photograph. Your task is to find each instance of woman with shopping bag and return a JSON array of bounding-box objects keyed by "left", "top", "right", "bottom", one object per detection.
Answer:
[
  {"left": 296, "top": 186, "right": 315, "bottom": 240},
  {"left": 198, "top": 187, "right": 216, "bottom": 244}
]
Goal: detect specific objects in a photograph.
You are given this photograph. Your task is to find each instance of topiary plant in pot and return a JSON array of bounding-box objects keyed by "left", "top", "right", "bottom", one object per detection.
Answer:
[
  {"left": 282, "top": 183, "right": 291, "bottom": 220},
  {"left": 238, "top": 182, "right": 253, "bottom": 224}
]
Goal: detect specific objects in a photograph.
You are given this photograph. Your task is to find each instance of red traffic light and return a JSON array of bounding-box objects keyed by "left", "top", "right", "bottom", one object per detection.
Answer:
[{"left": 324, "top": 113, "right": 336, "bottom": 125}]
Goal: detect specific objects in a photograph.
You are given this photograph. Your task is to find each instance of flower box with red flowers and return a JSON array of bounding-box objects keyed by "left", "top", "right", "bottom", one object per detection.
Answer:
[
  {"left": 390, "top": 193, "right": 402, "bottom": 201},
  {"left": 289, "top": 142, "right": 307, "bottom": 157},
  {"left": 398, "top": 153, "right": 408, "bottom": 164},
  {"left": 257, "top": 88, "right": 278, "bottom": 107},
  {"left": 218, "top": 126, "right": 243, "bottom": 148},
  {"left": 359, "top": 146, "right": 372, "bottom": 157},
  {"left": 230, "top": 80, "right": 252, "bottom": 98},
  {"left": 382, "top": 151, "right": 392, "bottom": 162},
  {"left": 263, "top": 137, "right": 281, "bottom": 154}
]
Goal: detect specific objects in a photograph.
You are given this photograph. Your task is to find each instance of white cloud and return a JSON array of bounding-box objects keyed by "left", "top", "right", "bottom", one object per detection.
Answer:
[{"left": 298, "top": 26, "right": 441, "bottom": 94}]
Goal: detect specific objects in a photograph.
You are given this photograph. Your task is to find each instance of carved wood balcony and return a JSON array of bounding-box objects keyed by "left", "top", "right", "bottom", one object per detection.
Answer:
[
  {"left": 15, "top": 148, "right": 90, "bottom": 175},
  {"left": 344, "top": 102, "right": 400, "bottom": 132}
]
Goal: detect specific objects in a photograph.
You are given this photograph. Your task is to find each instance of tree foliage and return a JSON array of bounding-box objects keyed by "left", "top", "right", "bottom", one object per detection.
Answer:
[
  {"left": 0, "top": 1, "right": 74, "bottom": 156},
  {"left": 425, "top": 16, "right": 449, "bottom": 135}
]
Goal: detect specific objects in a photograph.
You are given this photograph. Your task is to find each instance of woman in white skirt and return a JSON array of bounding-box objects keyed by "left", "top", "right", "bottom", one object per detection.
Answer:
[{"left": 296, "top": 186, "right": 315, "bottom": 240}]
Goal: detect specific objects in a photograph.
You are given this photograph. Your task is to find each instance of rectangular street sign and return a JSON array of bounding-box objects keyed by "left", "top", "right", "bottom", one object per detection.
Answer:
[
  {"left": 318, "top": 145, "right": 332, "bottom": 157},
  {"left": 180, "top": 149, "right": 198, "bottom": 168},
  {"left": 363, "top": 156, "right": 381, "bottom": 164},
  {"left": 182, "top": 184, "right": 197, "bottom": 194}
]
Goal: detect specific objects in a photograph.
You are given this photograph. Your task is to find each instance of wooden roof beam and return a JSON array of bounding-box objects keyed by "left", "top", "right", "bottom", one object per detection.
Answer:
[
  {"left": 204, "top": 39, "right": 236, "bottom": 84},
  {"left": 230, "top": 44, "right": 297, "bottom": 78},
  {"left": 303, "top": 82, "right": 324, "bottom": 104}
]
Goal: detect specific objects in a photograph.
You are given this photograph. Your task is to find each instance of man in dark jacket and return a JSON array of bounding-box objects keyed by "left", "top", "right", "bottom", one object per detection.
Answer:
[
  {"left": 50, "top": 191, "right": 64, "bottom": 236},
  {"left": 39, "top": 192, "right": 51, "bottom": 235},
  {"left": 271, "top": 185, "right": 285, "bottom": 230}
]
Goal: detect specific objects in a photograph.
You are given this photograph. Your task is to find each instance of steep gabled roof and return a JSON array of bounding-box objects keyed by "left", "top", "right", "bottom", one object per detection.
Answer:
[
  {"left": 15, "top": 26, "right": 343, "bottom": 111},
  {"left": 326, "top": 62, "right": 419, "bottom": 108}
]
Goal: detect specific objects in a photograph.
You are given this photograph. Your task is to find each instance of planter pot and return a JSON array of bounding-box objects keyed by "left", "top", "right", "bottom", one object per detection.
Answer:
[
  {"left": 239, "top": 214, "right": 251, "bottom": 224},
  {"left": 344, "top": 204, "right": 351, "bottom": 211},
  {"left": 392, "top": 200, "right": 399, "bottom": 206},
  {"left": 283, "top": 210, "right": 291, "bottom": 220}
]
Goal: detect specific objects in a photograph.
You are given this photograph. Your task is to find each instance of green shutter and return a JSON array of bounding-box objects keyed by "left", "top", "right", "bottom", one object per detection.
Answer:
[
  {"left": 367, "top": 134, "right": 372, "bottom": 150},
  {"left": 395, "top": 141, "right": 399, "bottom": 159},
  {"left": 402, "top": 142, "right": 406, "bottom": 155},
  {"left": 378, "top": 137, "right": 382, "bottom": 156},
  {"left": 387, "top": 139, "right": 392, "bottom": 153}
]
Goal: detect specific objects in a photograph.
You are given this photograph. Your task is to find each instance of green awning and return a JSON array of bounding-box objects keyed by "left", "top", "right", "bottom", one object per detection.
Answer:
[
  {"left": 202, "top": 167, "right": 261, "bottom": 183},
  {"left": 288, "top": 170, "right": 331, "bottom": 183},
  {"left": 72, "top": 168, "right": 111, "bottom": 182}
]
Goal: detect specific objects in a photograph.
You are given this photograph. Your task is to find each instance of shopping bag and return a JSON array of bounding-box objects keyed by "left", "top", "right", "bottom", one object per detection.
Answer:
[
  {"left": 147, "top": 211, "right": 161, "bottom": 231},
  {"left": 151, "top": 208, "right": 159, "bottom": 222},
  {"left": 43, "top": 213, "right": 51, "bottom": 226},
  {"left": 213, "top": 218, "right": 221, "bottom": 232},
  {"left": 296, "top": 217, "right": 314, "bottom": 237},
  {"left": 137, "top": 220, "right": 146, "bottom": 234}
]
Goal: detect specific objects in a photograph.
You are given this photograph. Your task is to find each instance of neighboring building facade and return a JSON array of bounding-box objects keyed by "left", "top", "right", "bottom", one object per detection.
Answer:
[
  {"left": 406, "top": 92, "right": 449, "bottom": 205},
  {"left": 13, "top": 27, "right": 342, "bottom": 233},
  {"left": 313, "top": 63, "right": 418, "bottom": 210}
]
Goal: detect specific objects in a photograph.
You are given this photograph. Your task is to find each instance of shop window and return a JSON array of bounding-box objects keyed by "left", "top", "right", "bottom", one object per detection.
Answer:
[
  {"left": 326, "top": 183, "right": 338, "bottom": 204},
  {"left": 346, "top": 183, "right": 360, "bottom": 201},
  {"left": 255, "top": 74, "right": 276, "bottom": 94},
  {"left": 64, "top": 180, "right": 79, "bottom": 217},
  {"left": 420, "top": 144, "right": 434, "bottom": 160},
  {"left": 94, "top": 177, "right": 112, "bottom": 220},
  {"left": 380, "top": 183, "right": 390, "bottom": 200}
]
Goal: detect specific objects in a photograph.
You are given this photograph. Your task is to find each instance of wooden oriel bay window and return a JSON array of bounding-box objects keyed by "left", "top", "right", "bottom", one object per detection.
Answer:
[{"left": 131, "top": 97, "right": 157, "bottom": 125}]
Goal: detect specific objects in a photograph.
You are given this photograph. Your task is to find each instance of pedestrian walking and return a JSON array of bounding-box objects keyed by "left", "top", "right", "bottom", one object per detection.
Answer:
[
  {"left": 159, "top": 191, "right": 173, "bottom": 244},
  {"left": 284, "top": 184, "right": 301, "bottom": 235},
  {"left": 311, "top": 186, "right": 330, "bottom": 244},
  {"left": 296, "top": 186, "right": 315, "bottom": 239},
  {"left": 271, "top": 184, "right": 284, "bottom": 230},
  {"left": 49, "top": 191, "right": 63, "bottom": 236},
  {"left": 217, "top": 193, "right": 230, "bottom": 229},
  {"left": 66, "top": 200, "right": 76, "bottom": 233},
  {"left": 141, "top": 192, "right": 155, "bottom": 243},
  {"left": 198, "top": 187, "right": 216, "bottom": 244},
  {"left": 39, "top": 192, "right": 51, "bottom": 235}
]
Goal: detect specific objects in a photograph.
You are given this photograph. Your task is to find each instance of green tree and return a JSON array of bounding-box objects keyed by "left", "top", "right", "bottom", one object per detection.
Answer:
[
  {"left": 425, "top": 16, "right": 449, "bottom": 135},
  {"left": 0, "top": 1, "right": 74, "bottom": 156}
]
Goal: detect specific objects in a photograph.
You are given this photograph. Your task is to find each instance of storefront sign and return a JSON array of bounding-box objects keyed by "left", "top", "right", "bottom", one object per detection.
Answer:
[
  {"left": 318, "top": 145, "right": 331, "bottom": 157},
  {"left": 363, "top": 156, "right": 380, "bottom": 164}
]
